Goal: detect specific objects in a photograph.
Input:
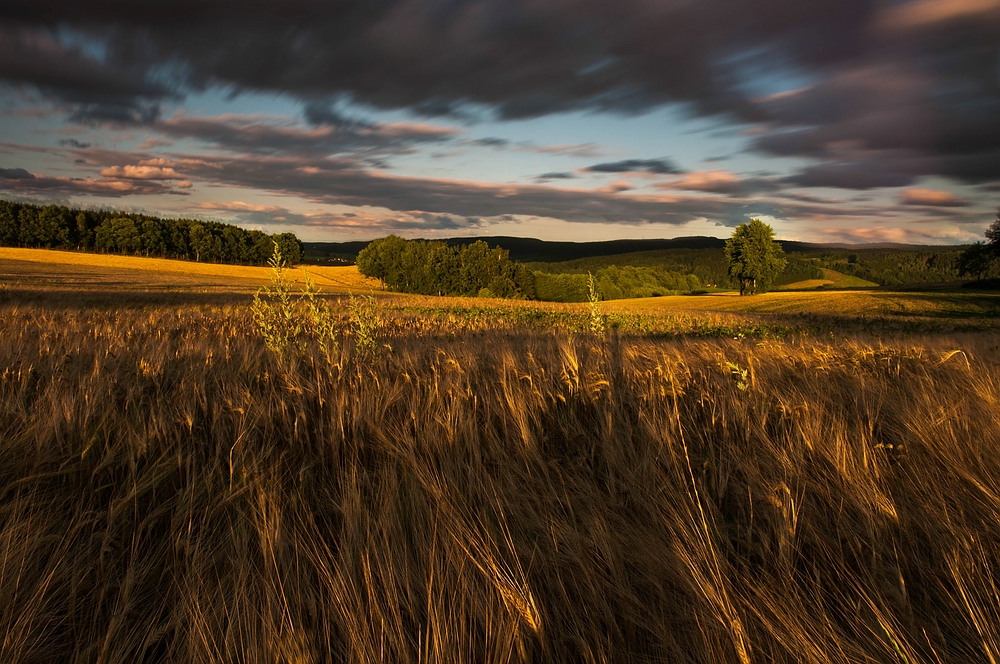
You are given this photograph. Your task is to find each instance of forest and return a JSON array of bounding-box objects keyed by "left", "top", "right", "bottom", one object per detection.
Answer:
[
  {"left": 0, "top": 199, "right": 303, "bottom": 265},
  {"left": 356, "top": 235, "right": 537, "bottom": 299}
]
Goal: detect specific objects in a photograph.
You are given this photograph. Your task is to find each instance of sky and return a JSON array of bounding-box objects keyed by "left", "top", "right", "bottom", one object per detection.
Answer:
[{"left": 1, "top": 0, "right": 999, "bottom": 244}]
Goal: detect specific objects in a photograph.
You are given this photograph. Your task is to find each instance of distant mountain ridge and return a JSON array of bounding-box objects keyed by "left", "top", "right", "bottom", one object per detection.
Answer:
[{"left": 303, "top": 236, "right": 963, "bottom": 265}]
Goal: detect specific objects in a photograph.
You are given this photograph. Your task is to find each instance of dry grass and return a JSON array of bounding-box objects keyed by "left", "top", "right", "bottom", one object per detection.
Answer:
[
  {"left": 0, "top": 247, "right": 379, "bottom": 294},
  {"left": 2, "top": 291, "right": 1000, "bottom": 662},
  {"left": 606, "top": 289, "right": 1000, "bottom": 321}
]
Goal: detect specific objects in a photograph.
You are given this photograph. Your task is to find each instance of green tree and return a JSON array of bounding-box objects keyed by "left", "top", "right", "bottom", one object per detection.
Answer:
[
  {"left": 140, "top": 218, "right": 167, "bottom": 256},
  {"left": 0, "top": 201, "right": 19, "bottom": 245},
  {"left": 986, "top": 207, "right": 1000, "bottom": 255},
  {"left": 35, "top": 205, "right": 72, "bottom": 247},
  {"left": 356, "top": 235, "right": 407, "bottom": 289},
  {"left": 189, "top": 222, "right": 222, "bottom": 262},
  {"left": 957, "top": 242, "right": 996, "bottom": 282},
  {"left": 17, "top": 207, "right": 39, "bottom": 246},
  {"left": 111, "top": 217, "right": 142, "bottom": 254},
  {"left": 273, "top": 232, "right": 303, "bottom": 265},
  {"left": 76, "top": 212, "right": 94, "bottom": 250},
  {"left": 725, "top": 218, "right": 787, "bottom": 295},
  {"left": 249, "top": 229, "right": 274, "bottom": 265}
]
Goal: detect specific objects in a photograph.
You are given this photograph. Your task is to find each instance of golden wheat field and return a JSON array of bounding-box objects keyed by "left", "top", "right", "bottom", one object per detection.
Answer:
[{"left": 2, "top": 249, "right": 1000, "bottom": 663}]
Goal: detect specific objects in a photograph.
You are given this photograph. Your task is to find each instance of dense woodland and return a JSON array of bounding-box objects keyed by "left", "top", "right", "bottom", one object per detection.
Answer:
[
  {"left": 0, "top": 200, "right": 303, "bottom": 265},
  {"left": 356, "top": 235, "right": 537, "bottom": 298}
]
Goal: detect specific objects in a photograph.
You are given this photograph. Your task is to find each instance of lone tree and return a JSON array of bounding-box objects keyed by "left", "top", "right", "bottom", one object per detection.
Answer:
[
  {"left": 958, "top": 242, "right": 996, "bottom": 282},
  {"left": 958, "top": 207, "right": 1000, "bottom": 281},
  {"left": 986, "top": 207, "right": 1000, "bottom": 254},
  {"left": 725, "top": 218, "right": 787, "bottom": 295}
]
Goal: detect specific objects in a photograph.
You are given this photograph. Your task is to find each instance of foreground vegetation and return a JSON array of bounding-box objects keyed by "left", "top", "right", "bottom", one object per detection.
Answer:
[{"left": 2, "top": 261, "right": 1000, "bottom": 661}]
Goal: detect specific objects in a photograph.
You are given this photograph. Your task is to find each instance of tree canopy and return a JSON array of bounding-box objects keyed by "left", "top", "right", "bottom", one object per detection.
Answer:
[
  {"left": 986, "top": 207, "right": 1000, "bottom": 253},
  {"left": 724, "top": 218, "right": 787, "bottom": 295},
  {"left": 958, "top": 207, "right": 1000, "bottom": 282},
  {"left": 356, "top": 236, "right": 536, "bottom": 299}
]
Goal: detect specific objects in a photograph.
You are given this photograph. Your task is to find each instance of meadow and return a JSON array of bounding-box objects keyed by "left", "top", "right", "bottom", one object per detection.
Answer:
[{"left": 2, "top": 249, "right": 1000, "bottom": 663}]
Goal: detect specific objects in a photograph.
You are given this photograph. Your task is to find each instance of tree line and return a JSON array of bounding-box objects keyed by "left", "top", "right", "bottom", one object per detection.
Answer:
[
  {"left": 0, "top": 199, "right": 303, "bottom": 265},
  {"left": 356, "top": 235, "right": 536, "bottom": 299}
]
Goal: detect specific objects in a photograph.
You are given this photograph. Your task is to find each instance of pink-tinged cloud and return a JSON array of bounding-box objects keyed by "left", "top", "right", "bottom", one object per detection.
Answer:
[
  {"left": 54, "top": 146, "right": 993, "bottom": 237},
  {"left": 150, "top": 112, "right": 462, "bottom": 157},
  {"left": 522, "top": 143, "right": 606, "bottom": 158},
  {"left": 597, "top": 180, "right": 633, "bottom": 194},
  {"left": 878, "top": 0, "right": 1000, "bottom": 30},
  {"left": 820, "top": 224, "right": 970, "bottom": 245},
  {"left": 659, "top": 170, "right": 741, "bottom": 193},
  {"left": 367, "top": 122, "right": 460, "bottom": 140},
  {"left": 99, "top": 162, "right": 183, "bottom": 180},
  {"left": 198, "top": 201, "right": 284, "bottom": 213},
  {"left": 136, "top": 137, "right": 175, "bottom": 149},
  {"left": 0, "top": 168, "right": 178, "bottom": 197},
  {"left": 900, "top": 188, "right": 966, "bottom": 206}
]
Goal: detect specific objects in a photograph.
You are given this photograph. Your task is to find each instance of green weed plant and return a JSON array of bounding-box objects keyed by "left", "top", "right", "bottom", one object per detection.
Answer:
[
  {"left": 349, "top": 292, "right": 385, "bottom": 358},
  {"left": 251, "top": 242, "right": 339, "bottom": 361}
]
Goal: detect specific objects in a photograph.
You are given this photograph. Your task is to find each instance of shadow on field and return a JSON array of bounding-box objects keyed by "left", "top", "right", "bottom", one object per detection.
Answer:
[
  {"left": 1, "top": 286, "right": 254, "bottom": 309},
  {"left": 878, "top": 293, "right": 1000, "bottom": 320}
]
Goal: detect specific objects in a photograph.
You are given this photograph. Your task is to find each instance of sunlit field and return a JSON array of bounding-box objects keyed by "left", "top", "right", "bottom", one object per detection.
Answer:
[
  {"left": 0, "top": 247, "right": 380, "bottom": 294},
  {"left": 2, "top": 249, "right": 1000, "bottom": 663}
]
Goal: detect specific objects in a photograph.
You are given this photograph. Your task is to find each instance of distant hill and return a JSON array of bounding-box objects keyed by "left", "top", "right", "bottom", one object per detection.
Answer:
[
  {"left": 305, "top": 236, "right": 975, "bottom": 290},
  {"left": 304, "top": 236, "right": 729, "bottom": 264},
  {"left": 304, "top": 235, "right": 965, "bottom": 265}
]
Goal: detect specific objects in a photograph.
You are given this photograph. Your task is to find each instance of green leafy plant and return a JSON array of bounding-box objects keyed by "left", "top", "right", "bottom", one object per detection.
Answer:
[
  {"left": 724, "top": 360, "right": 750, "bottom": 391},
  {"left": 301, "top": 271, "right": 339, "bottom": 364},
  {"left": 250, "top": 242, "right": 303, "bottom": 354},
  {"left": 587, "top": 272, "right": 605, "bottom": 334},
  {"left": 349, "top": 292, "right": 385, "bottom": 358},
  {"left": 250, "top": 242, "right": 343, "bottom": 363}
]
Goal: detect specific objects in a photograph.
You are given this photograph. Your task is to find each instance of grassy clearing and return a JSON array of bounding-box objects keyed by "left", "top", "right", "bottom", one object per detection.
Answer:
[{"left": 779, "top": 268, "right": 879, "bottom": 291}]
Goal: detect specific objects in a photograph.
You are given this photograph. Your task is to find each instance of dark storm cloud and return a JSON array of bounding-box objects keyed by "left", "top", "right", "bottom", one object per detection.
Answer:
[
  {"left": 149, "top": 112, "right": 461, "bottom": 157},
  {"left": 1, "top": 167, "right": 34, "bottom": 179},
  {"left": 586, "top": 159, "right": 683, "bottom": 175},
  {"left": 535, "top": 172, "right": 576, "bottom": 182},
  {"left": 3, "top": 0, "right": 999, "bottom": 190},
  {"left": 754, "top": 57, "right": 1000, "bottom": 184},
  {"left": 466, "top": 138, "right": 510, "bottom": 148},
  {"left": 0, "top": 25, "right": 173, "bottom": 124},
  {"left": 784, "top": 162, "right": 918, "bottom": 190},
  {"left": 0, "top": 0, "right": 899, "bottom": 121}
]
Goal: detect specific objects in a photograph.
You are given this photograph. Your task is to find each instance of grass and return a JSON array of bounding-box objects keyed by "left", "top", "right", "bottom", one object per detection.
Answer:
[
  {"left": 1, "top": 249, "right": 1000, "bottom": 662},
  {"left": 0, "top": 247, "right": 380, "bottom": 293},
  {"left": 779, "top": 268, "right": 879, "bottom": 291}
]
